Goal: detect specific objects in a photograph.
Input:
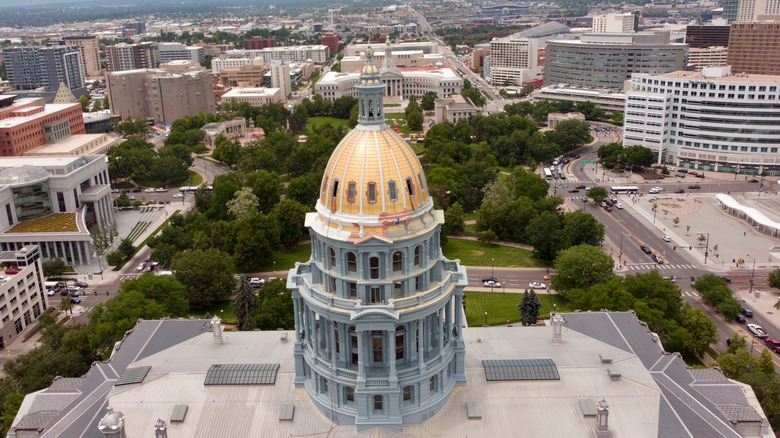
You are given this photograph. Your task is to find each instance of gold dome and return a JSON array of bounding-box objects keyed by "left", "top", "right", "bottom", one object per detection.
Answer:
[
  {"left": 361, "top": 63, "right": 379, "bottom": 75},
  {"left": 319, "top": 126, "right": 429, "bottom": 217}
]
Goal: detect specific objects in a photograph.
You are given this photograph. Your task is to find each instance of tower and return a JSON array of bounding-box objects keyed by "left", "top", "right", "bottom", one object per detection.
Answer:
[
  {"left": 384, "top": 39, "right": 393, "bottom": 69},
  {"left": 288, "top": 47, "right": 467, "bottom": 432}
]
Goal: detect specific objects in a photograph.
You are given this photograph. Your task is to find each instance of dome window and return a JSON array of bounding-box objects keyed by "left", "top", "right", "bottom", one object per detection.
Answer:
[
  {"left": 387, "top": 180, "right": 398, "bottom": 202},
  {"left": 347, "top": 182, "right": 357, "bottom": 203},
  {"left": 405, "top": 177, "right": 414, "bottom": 196},
  {"left": 367, "top": 182, "right": 377, "bottom": 204}
]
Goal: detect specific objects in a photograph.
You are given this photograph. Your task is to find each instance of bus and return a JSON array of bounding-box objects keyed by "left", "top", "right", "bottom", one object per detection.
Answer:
[
  {"left": 179, "top": 186, "right": 198, "bottom": 194},
  {"left": 611, "top": 186, "right": 639, "bottom": 194},
  {"left": 543, "top": 168, "right": 552, "bottom": 180}
]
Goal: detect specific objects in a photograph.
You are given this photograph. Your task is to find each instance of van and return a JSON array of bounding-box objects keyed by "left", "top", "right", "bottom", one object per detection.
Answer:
[{"left": 766, "top": 339, "right": 780, "bottom": 353}]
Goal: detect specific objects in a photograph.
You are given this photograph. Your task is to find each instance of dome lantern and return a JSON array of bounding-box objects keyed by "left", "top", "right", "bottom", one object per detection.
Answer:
[{"left": 356, "top": 45, "right": 385, "bottom": 127}]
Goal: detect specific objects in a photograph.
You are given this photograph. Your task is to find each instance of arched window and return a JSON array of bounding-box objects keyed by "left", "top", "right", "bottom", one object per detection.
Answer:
[
  {"left": 329, "top": 248, "right": 336, "bottom": 269},
  {"left": 392, "top": 251, "right": 403, "bottom": 271},
  {"left": 369, "top": 256, "right": 380, "bottom": 279},
  {"left": 414, "top": 246, "right": 421, "bottom": 266},
  {"left": 347, "top": 252, "right": 357, "bottom": 272}
]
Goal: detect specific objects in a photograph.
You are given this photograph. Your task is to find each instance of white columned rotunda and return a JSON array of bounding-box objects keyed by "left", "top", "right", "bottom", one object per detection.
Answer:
[{"left": 287, "top": 47, "right": 468, "bottom": 432}]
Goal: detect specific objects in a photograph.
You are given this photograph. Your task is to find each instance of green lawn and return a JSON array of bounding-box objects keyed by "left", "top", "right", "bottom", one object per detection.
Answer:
[
  {"left": 189, "top": 300, "right": 236, "bottom": 324},
  {"left": 136, "top": 170, "right": 202, "bottom": 189},
  {"left": 442, "top": 239, "right": 543, "bottom": 268},
  {"left": 252, "top": 243, "right": 312, "bottom": 273},
  {"left": 385, "top": 112, "right": 422, "bottom": 136},
  {"left": 306, "top": 116, "right": 349, "bottom": 131},
  {"left": 464, "top": 291, "right": 570, "bottom": 326}
]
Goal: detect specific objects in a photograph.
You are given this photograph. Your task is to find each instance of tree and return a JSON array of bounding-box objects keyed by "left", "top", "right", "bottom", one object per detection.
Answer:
[
  {"left": 768, "top": 268, "right": 780, "bottom": 290},
  {"left": 587, "top": 186, "right": 609, "bottom": 204},
  {"left": 477, "top": 229, "right": 498, "bottom": 245},
  {"left": 171, "top": 248, "right": 236, "bottom": 305},
  {"left": 78, "top": 94, "right": 91, "bottom": 113},
  {"left": 444, "top": 202, "right": 465, "bottom": 234},
  {"left": 405, "top": 99, "right": 421, "bottom": 119},
  {"left": 518, "top": 289, "right": 542, "bottom": 326},
  {"left": 59, "top": 296, "right": 74, "bottom": 316},
  {"left": 234, "top": 276, "right": 257, "bottom": 331},
  {"left": 717, "top": 338, "right": 756, "bottom": 379},
  {"left": 42, "top": 257, "right": 67, "bottom": 278},
  {"left": 271, "top": 198, "right": 307, "bottom": 249},
  {"left": 87, "top": 290, "right": 166, "bottom": 358},
  {"left": 527, "top": 211, "right": 568, "bottom": 262},
  {"left": 117, "top": 237, "right": 134, "bottom": 259},
  {"left": 251, "top": 278, "right": 295, "bottom": 330},
  {"left": 421, "top": 91, "right": 438, "bottom": 111},
  {"left": 91, "top": 223, "right": 118, "bottom": 264},
  {"left": 407, "top": 108, "right": 423, "bottom": 131},
  {"left": 106, "top": 250, "right": 124, "bottom": 266},
  {"left": 551, "top": 244, "right": 615, "bottom": 295},
  {"left": 227, "top": 187, "right": 260, "bottom": 219},
  {"left": 118, "top": 274, "right": 189, "bottom": 316},
  {"left": 562, "top": 210, "right": 604, "bottom": 246},
  {"left": 212, "top": 134, "right": 242, "bottom": 167},
  {"left": 757, "top": 348, "right": 775, "bottom": 376},
  {"left": 673, "top": 217, "right": 680, "bottom": 226},
  {"left": 461, "top": 87, "right": 486, "bottom": 107},
  {"left": 545, "top": 119, "right": 591, "bottom": 152},
  {"left": 1, "top": 391, "right": 24, "bottom": 437},
  {"left": 677, "top": 303, "right": 718, "bottom": 357},
  {"left": 103, "top": 95, "right": 109, "bottom": 110},
  {"left": 149, "top": 156, "right": 189, "bottom": 186}
]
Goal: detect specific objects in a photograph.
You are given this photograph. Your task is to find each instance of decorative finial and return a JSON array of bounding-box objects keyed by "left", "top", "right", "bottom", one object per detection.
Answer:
[{"left": 366, "top": 45, "right": 374, "bottom": 59}]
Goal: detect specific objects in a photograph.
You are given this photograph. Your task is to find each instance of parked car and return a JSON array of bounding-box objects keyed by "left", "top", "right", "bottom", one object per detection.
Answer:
[
  {"left": 482, "top": 276, "right": 498, "bottom": 283},
  {"left": 748, "top": 323, "right": 769, "bottom": 339},
  {"left": 128, "top": 196, "right": 136, "bottom": 200},
  {"left": 748, "top": 179, "right": 760, "bottom": 183},
  {"left": 695, "top": 174, "right": 705, "bottom": 179},
  {"left": 735, "top": 315, "right": 746, "bottom": 324},
  {"left": 144, "top": 188, "right": 155, "bottom": 193},
  {"left": 529, "top": 282, "right": 546, "bottom": 289},
  {"left": 677, "top": 169, "right": 688, "bottom": 174},
  {"left": 155, "top": 187, "right": 168, "bottom": 192},
  {"left": 652, "top": 253, "right": 664, "bottom": 264},
  {"left": 568, "top": 189, "right": 580, "bottom": 193},
  {"left": 674, "top": 189, "right": 685, "bottom": 194},
  {"left": 656, "top": 175, "right": 665, "bottom": 180},
  {"left": 662, "top": 235, "right": 672, "bottom": 242},
  {"left": 741, "top": 308, "right": 754, "bottom": 318},
  {"left": 136, "top": 263, "right": 145, "bottom": 271},
  {"left": 603, "top": 205, "right": 612, "bottom": 212},
  {"left": 688, "top": 185, "right": 701, "bottom": 189},
  {"left": 144, "top": 265, "right": 154, "bottom": 272},
  {"left": 250, "top": 278, "right": 265, "bottom": 288},
  {"left": 675, "top": 174, "right": 686, "bottom": 178},
  {"left": 70, "top": 297, "right": 82, "bottom": 305},
  {"left": 765, "top": 338, "right": 780, "bottom": 353},
  {"left": 575, "top": 185, "right": 586, "bottom": 189},
  {"left": 47, "top": 289, "right": 57, "bottom": 296},
  {"left": 640, "top": 245, "right": 652, "bottom": 254},
  {"left": 74, "top": 281, "right": 88, "bottom": 288},
  {"left": 173, "top": 193, "right": 183, "bottom": 198},
  {"left": 132, "top": 187, "right": 143, "bottom": 193}
]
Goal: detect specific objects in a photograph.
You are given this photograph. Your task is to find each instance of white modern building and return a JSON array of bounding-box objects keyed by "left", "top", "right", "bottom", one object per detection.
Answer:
[
  {"left": 0, "top": 245, "right": 48, "bottom": 349},
  {"left": 533, "top": 85, "right": 628, "bottom": 113},
  {"left": 211, "top": 57, "right": 264, "bottom": 75},
  {"left": 224, "top": 45, "right": 329, "bottom": 64},
  {"left": 592, "top": 13, "right": 636, "bottom": 33},
  {"left": 487, "top": 36, "right": 540, "bottom": 85},
  {"left": 220, "top": 87, "right": 283, "bottom": 106},
  {"left": 156, "top": 43, "right": 206, "bottom": 65},
  {"left": 0, "top": 155, "right": 114, "bottom": 265},
  {"left": 623, "top": 66, "right": 780, "bottom": 174},
  {"left": 270, "top": 60, "right": 291, "bottom": 98}
]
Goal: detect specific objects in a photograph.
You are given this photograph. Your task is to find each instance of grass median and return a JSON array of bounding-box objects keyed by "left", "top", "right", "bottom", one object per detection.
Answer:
[{"left": 442, "top": 238, "right": 543, "bottom": 268}]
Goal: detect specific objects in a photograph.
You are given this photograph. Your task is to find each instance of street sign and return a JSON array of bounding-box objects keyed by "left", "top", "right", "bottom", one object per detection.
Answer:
[
  {"left": 590, "top": 160, "right": 595, "bottom": 164},
  {"left": 581, "top": 160, "right": 588, "bottom": 164}
]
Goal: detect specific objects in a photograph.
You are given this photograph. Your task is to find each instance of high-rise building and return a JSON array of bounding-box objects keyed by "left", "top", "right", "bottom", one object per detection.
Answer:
[
  {"left": 4, "top": 46, "right": 85, "bottom": 93},
  {"left": 123, "top": 22, "right": 147, "bottom": 35},
  {"left": 623, "top": 66, "right": 780, "bottom": 173},
  {"left": 269, "top": 60, "right": 292, "bottom": 98},
  {"left": 106, "top": 42, "right": 156, "bottom": 72},
  {"left": 156, "top": 43, "right": 205, "bottom": 65},
  {"left": 63, "top": 36, "right": 102, "bottom": 79},
  {"left": 684, "top": 25, "right": 731, "bottom": 48},
  {"left": 544, "top": 32, "right": 688, "bottom": 91},
  {"left": 727, "top": 20, "right": 780, "bottom": 75},
  {"left": 687, "top": 46, "right": 729, "bottom": 71},
  {"left": 723, "top": 0, "right": 739, "bottom": 21},
  {"left": 321, "top": 32, "right": 339, "bottom": 56},
  {"left": 244, "top": 36, "right": 277, "bottom": 50},
  {"left": 488, "top": 36, "right": 540, "bottom": 85},
  {"left": 107, "top": 61, "right": 215, "bottom": 125},
  {"left": 736, "top": 0, "right": 780, "bottom": 21},
  {"left": 591, "top": 13, "right": 636, "bottom": 33}
]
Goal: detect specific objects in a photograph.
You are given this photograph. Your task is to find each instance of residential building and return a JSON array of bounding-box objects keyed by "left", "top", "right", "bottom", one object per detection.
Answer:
[
  {"left": 623, "top": 66, "right": 780, "bottom": 174},
  {"left": 218, "top": 64, "right": 269, "bottom": 88},
  {"left": 321, "top": 32, "right": 339, "bottom": 56},
  {"left": 201, "top": 118, "right": 246, "bottom": 148},
  {"left": 106, "top": 42, "right": 156, "bottom": 72},
  {"left": 592, "top": 13, "right": 637, "bottom": 33},
  {"left": 737, "top": 0, "right": 780, "bottom": 21},
  {"left": 488, "top": 36, "right": 540, "bottom": 85},
  {"left": 4, "top": 46, "right": 85, "bottom": 94},
  {"left": 688, "top": 46, "right": 729, "bottom": 71},
  {"left": 270, "top": 60, "right": 291, "bottom": 98},
  {"left": 533, "top": 85, "right": 627, "bottom": 112},
  {"left": 156, "top": 43, "right": 205, "bottom": 65},
  {"left": 220, "top": 87, "right": 283, "bottom": 107},
  {"left": 9, "top": 48, "right": 773, "bottom": 437},
  {"left": 0, "top": 154, "right": 115, "bottom": 266},
  {"left": 0, "top": 95, "right": 85, "bottom": 156},
  {"left": 63, "top": 36, "right": 102, "bottom": 79},
  {"left": 435, "top": 94, "right": 478, "bottom": 123},
  {"left": 244, "top": 36, "right": 276, "bottom": 50},
  {"left": 0, "top": 245, "right": 48, "bottom": 349},
  {"left": 544, "top": 32, "right": 688, "bottom": 91},
  {"left": 255, "top": 45, "right": 329, "bottom": 64},
  {"left": 107, "top": 61, "right": 215, "bottom": 125},
  {"left": 684, "top": 25, "right": 731, "bottom": 48},
  {"left": 211, "top": 57, "right": 264, "bottom": 75},
  {"left": 727, "top": 20, "right": 780, "bottom": 75}
]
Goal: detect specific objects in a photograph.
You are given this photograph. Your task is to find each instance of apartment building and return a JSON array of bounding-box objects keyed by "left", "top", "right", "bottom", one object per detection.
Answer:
[
  {"left": 156, "top": 43, "right": 205, "bottom": 65},
  {"left": 4, "top": 46, "right": 85, "bottom": 93},
  {"left": 106, "top": 42, "right": 156, "bottom": 72},
  {"left": 269, "top": 60, "right": 291, "bottom": 98},
  {"left": 623, "top": 66, "right": 780, "bottom": 174},
  {"left": 736, "top": 0, "right": 780, "bottom": 21},
  {"left": 63, "top": 36, "right": 102, "bottom": 79},
  {"left": 727, "top": 20, "right": 780, "bottom": 75},
  {"left": 244, "top": 36, "right": 277, "bottom": 50},
  {"left": 592, "top": 13, "right": 636, "bottom": 33},
  {"left": 211, "top": 57, "right": 264, "bottom": 75}
]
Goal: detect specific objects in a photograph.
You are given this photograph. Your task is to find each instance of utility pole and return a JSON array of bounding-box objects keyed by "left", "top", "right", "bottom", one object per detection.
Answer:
[
  {"left": 704, "top": 233, "right": 710, "bottom": 264},
  {"left": 747, "top": 254, "right": 757, "bottom": 293}
]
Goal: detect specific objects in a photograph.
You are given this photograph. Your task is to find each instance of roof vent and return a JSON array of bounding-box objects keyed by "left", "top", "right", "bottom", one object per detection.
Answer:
[
  {"left": 599, "top": 354, "right": 612, "bottom": 364},
  {"left": 278, "top": 328, "right": 288, "bottom": 343},
  {"left": 607, "top": 368, "right": 622, "bottom": 381},
  {"left": 579, "top": 399, "right": 597, "bottom": 417},
  {"left": 154, "top": 419, "right": 167, "bottom": 438},
  {"left": 551, "top": 312, "right": 564, "bottom": 343},
  {"left": 596, "top": 399, "right": 611, "bottom": 437},
  {"left": 467, "top": 401, "right": 482, "bottom": 419},
  {"left": 280, "top": 404, "right": 295, "bottom": 421},
  {"left": 97, "top": 406, "right": 127, "bottom": 438},
  {"left": 212, "top": 316, "right": 223, "bottom": 344}
]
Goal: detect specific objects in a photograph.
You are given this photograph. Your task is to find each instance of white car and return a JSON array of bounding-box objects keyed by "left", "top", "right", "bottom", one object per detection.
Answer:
[
  {"left": 662, "top": 235, "right": 672, "bottom": 242},
  {"left": 483, "top": 280, "right": 499, "bottom": 288},
  {"left": 649, "top": 187, "right": 661, "bottom": 194},
  {"left": 748, "top": 323, "right": 768, "bottom": 339},
  {"left": 144, "top": 188, "right": 155, "bottom": 193},
  {"left": 529, "top": 282, "right": 546, "bottom": 289},
  {"left": 615, "top": 203, "right": 623, "bottom": 209},
  {"left": 155, "top": 188, "right": 168, "bottom": 192},
  {"left": 173, "top": 193, "right": 183, "bottom": 198},
  {"left": 136, "top": 263, "right": 145, "bottom": 271}
]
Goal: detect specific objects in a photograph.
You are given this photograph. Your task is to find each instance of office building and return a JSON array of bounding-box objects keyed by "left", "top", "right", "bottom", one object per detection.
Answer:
[
  {"left": 346, "top": 41, "right": 437, "bottom": 56},
  {"left": 10, "top": 49, "right": 772, "bottom": 438},
  {"left": 106, "top": 42, "right": 156, "bottom": 72},
  {"left": 211, "top": 57, "right": 264, "bottom": 75},
  {"left": 270, "top": 60, "right": 291, "bottom": 98},
  {"left": 63, "top": 36, "right": 102, "bottom": 79},
  {"left": 623, "top": 66, "right": 780, "bottom": 174},
  {"left": 727, "top": 20, "right": 780, "bottom": 75},
  {"left": 737, "top": 0, "right": 780, "bottom": 21},
  {"left": 4, "top": 46, "right": 85, "bottom": 94},
  {"left": 544, "top": 32, "right": 688, "bottom": 91},
  {"left": 244, "top": 36, "right": 277, "bottom": 50},
  {"left": 220, "top": 87, "right": 283, "bottom": 107},
  {"left": 533, "top": 85, "right": 627, "bottom": 113},
  {"left": 688, "top": 46, "right": 729, "bottom": 71},
  {"left": 321, "top": 32, "right": 339, "bottom": 56},
  {"left": 684, "top": 25, "right": 731, "bottom": 48},
  {"left": 0, "top": 245, "right": 48, "bottom": 349},
  {"left": 123, "top": 22, "right": 146, "bottom": 35},
  {"left": 724, "top": 0, "right": 740, "bottom": 21},
  {"left": 340, "top": 50, "right": 445, "bottom": 72},
  {"left": 218, "top": 64, "right": 269, "bottom": 88},
  {"left": 315, "top": 63, "right": 462, "bottom": 101},
  {"left": 435, "top": 94, "right": 478, "bottom": 123},
  {"left": 471, "top": 47, "right": 490, "bottom": 70},
  {"left": 592, "top": 13, "right": 637, "bottom": 33},
  {"left": 488, "top": 36, "right": 540, "bottom": 85},
  {"left": 156, "top": 43, "right": 205, "bottom": 65},
  {"left": 0, "top": 95, "right": 85, "bottom": 156},
  {"left": 107, "top": 61, "right": 215, "bottom": 125}
]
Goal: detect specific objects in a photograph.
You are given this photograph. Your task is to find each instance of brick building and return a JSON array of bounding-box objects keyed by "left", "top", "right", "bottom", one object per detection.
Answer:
[
  {"left": 0, "top": 95, "right": 85, "bottom": 156},
  {"left": 321, "top": 33, "right": 339, "bottom": 56},
  {"left": 244, "top": 36, "right": 277, "bottom": 50}
]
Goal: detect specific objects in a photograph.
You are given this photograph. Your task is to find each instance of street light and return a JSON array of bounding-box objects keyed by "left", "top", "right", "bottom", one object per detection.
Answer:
[
  {"left": 502, "top": 281, "right": 506, "bottom": 294},
  {"left": 746, "top": 254, "right": 757, "bottom": 294},
  {"left": 491, "top": 258, "right": 495, "bottom": 278},
  {"left": 273, "top": 260, "right": 276, "bottom": 278},
  {"left": 484, "top": 311, "right": 488, "bottom": 326}
]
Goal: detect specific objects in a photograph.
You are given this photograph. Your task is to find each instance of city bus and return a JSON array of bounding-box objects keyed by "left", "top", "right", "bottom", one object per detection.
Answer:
[
  {"left": 611, "top": 186, "right": 639, "bottom": 194},
  {"left": 543, "top": 168, "right": 552, "bottom": 180},
  {"left": 179, "top": 186, "right": 199, "bottom": 194}
]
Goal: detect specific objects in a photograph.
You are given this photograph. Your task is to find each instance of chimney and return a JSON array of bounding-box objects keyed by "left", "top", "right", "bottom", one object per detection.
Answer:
[
  {"left": 98, "top": 406, "right": 127, "bottom": 438},
  {"left": 596, "top": 399, "right": 611, "bottom": 438},
  {"left": 212, "top": 316, "right": 223, "bottom": 344},
  {"left": 154, "top": 419, "right": 167, "bottom": 438},
  {"left": 551, "top": 312, "right": 564, "bottom": 343}
]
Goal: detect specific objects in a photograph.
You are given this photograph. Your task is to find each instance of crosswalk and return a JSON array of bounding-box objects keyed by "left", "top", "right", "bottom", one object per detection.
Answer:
[
  {"left": 623, "top": 263, "right": 696, "bottom": 271},
  {"left": 681, "top": 290, "right": 700, "bottom": 297}
]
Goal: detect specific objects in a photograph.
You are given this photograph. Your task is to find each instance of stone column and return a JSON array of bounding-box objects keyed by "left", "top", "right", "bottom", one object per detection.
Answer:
[
  {"left": 445, "top": 296, "right": 453, "bottom": 343},
  {"left": 293, "top": 298, "right": 301, "bottom": 342},
  {"left": 356, "top": 329, "right": 366, "bottom": 382},
  {"left": 418, "top": 318, "right": 426, "bottom": 371},
  {"left": 312, "top": 310, "right": 319, "bottom": 358},
  {"left": 437, "top": 308, "right": 444, "bottom": 356},
  {"left": 388, "top": 329, "right": 397, "bottom": 383}
]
